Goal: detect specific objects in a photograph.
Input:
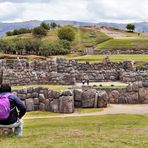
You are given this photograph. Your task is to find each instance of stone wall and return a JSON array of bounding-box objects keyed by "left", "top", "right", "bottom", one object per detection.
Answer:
[
  {"left": 120, "top": 71, "right": 148, "bottom": 83},
  {"left": 96, "top": 81, "right": 148, "bottom": 104},
  {"left": 13, "top": 87, "right": 108, "bottom": 113},
  {"left": 0, "top": 58, "right": 148, "bottom": 85},
  {"left": 14, "top": 87, "right": 74, "bottom": 113},
  {"left": 12, "top": 83, "right": 148, "bottom": 114}
]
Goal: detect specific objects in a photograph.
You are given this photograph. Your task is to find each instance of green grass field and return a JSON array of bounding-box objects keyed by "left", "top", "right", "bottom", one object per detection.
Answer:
[
  {"left": 0, "top": 114, "right": 147, "bottom": 148},
  {"left": 12, "top": 85, "right": 69, "bottom": 91},
  {"left": 97, "top": 38, "right": 148, "bottom": 49},
  {"left": 71, "top": 54, "right": 148, "bottom": 66}
]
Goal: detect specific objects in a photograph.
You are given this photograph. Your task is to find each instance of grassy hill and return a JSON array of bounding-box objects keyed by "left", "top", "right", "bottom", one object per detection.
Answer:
[
  {"left": 2, "top": 26, "right": 111, "bottom": 51},
  {"left": 1, "top": 26, "right": 148, "bottom": 64}
]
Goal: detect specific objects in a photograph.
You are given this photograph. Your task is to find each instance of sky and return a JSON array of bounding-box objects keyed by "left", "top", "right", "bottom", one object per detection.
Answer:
[{"left": 0, "top": 0, "right": 148, "bottom": 23}]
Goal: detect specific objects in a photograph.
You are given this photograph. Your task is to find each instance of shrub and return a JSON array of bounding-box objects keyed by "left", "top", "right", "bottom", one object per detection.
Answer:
[
  {"left": 50, "top": 22, "right": 57, "bottom": 29},
  {"left": 58, "top": 26, "right": 75, "bottom": 42},
  {"left": 32, "top": 26, "right": 47, "bottom": 38},
  {"left": 40, "top": 22, "right": 50, "bottom": 30},
  {"left": 6, "top": 28, "right": 31, "bottom": 36}
]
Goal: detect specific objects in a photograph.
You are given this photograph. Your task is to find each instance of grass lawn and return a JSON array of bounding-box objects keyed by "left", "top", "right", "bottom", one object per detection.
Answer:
[
  {"left": 97, "top": 38, "right": 148, "bottom": 49},
  {"left": 12, "top": 85, "right": 69, "bottom": 91},
  {"left": 0, "top": 114, "right": 147, "bottom": 148},
  {"left": 79, "top": 108, "right": 103, "bottom": 114},
  {"left": 71, "top": 54, "right": 148, "bottom": 66},
  {"left": 26, "top": 111, "right": 61, "bottom": 117}
]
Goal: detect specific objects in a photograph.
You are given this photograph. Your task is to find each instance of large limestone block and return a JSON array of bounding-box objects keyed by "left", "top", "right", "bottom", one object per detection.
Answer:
[
  {"left": 39, "top": 103, "right": 46, "bottom": 111},
  {"left": 73, "top": 89, "right": 82, "bottom": 101},
  {"left": 126, "top": 93, "right": 139, "bottom": 104},
  {"left": 39, "top": 94, "right": 46, "bottom": 103},
  {"left": 25, "top": 98, "right": 34, "bottom": 111},
  {"left": 50, "top": 99, "right": 59, "bottom": 113},
  {"left": 59, "top": 96, "right": 74, "bottom": 113},
  {"left": 98, "top": 91, "right": 108, "bottom": 108},
  {"left": 139, "top": 88, "right": 148, "bottom": 103},
  {"left": 109, "top": 90, "right": 119, "bottom": 104},
  {"left": 82, "top": 89, "right": 96, "bottom": 108}
]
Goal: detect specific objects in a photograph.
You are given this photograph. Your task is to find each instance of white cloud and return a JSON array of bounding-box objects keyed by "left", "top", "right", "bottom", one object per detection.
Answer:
[{"left": 0, "top": 0, "right": 148, "bottom": 23}]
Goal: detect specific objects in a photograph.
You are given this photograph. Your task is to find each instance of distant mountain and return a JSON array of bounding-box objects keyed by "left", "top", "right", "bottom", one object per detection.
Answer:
[{"left": 0, "top": 20, "right": 148, "bottom": 37}]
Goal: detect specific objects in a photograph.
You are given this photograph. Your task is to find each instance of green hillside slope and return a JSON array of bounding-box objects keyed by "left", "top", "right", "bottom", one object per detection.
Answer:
[
  {"left": 97, "top": 38, "right": 148, "bottom": 49},
  {"left": 2, "top": 26, "right": 111, "bottom": 51}
]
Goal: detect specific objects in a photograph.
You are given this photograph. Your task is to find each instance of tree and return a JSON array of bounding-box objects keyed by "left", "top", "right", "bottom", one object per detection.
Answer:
[
  {"left": 32, "top": 26, "right": 47, "bottom": 38},
  {"left": 50, "top": 22, "right": 57, "bottom": 29},
  {"left": 58, "top": 26, "right": 75, "bottom": 42},
  {"left": 40, "top": 22, "right": 50, "bottom": 30},
  {"left": 6, "top": 31, "right": 13, "bottom": 36},
  {"left": 126, "top": 24, "right": 135, "bottom": 32}
]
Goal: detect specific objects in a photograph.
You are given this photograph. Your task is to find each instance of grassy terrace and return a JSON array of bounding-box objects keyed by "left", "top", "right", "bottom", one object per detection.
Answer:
[
  {"left": 0, "top": 114, "right": 147, "bottom": 148},
  {"left": 71, "top": 54, "right": 148, "bottom": 66},
  {"left": 12, "top": 85, "right": 69, "bottom": 91},
  {"left": 71, "top": 27, "right": 110, "bottom": 51},
  {"left": 97, "top": 38, "right": 148, "bottom": 49}
]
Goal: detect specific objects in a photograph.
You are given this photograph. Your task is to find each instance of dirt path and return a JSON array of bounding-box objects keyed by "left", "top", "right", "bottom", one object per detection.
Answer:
[{"left": 24, "top": 104, "right": 148, "bottom": 119}]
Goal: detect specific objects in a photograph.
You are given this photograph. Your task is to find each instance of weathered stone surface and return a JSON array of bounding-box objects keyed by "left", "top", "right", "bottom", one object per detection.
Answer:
[
  {"left": 125, "top": 93, "right": 139, "bottom": 104},
  {"left": 26, "top": 99, "right": 34, "bottom": 111},
  {"left": 32, "top": 92, "right": 38, "bottom": 98},
  {"left": 27, "top": 93, "right": 32, "bottom": 99},
  {"left": 39, "top": 94, "right": 46, "bottom": 103},
  {"left": 142, "top": 82, "right": 148, "bottom": 87},
  {"left": 50, "top": 99, "right": 59, "bottom": 113},
  {"left": 59, "top": 96, "right": 74, "bottom": 113},
  {"left": 34, "top": 105, "right": 39, "bottom": 111},
  {"left": 139, "top": 88, "right": 148, "bottom": 103},
  {"left": 61, "top": 90, "right": 73, "bottom": 96},
  {"left": 17, "top": 94, "right": 27, "bottom": 100},
  {"left": 109, "top": 90, "right": 119, "bottom": 104},
  {"left": 39, "top": 103, "right": 46, "bottom": 111},
  {"left": 34, "top": 98, "right": 39, "bottom": 105},
  {"left": 126, "top": 84, "right": 133, "bottom": 92},
  {"left": 82, "top": 89, "right": 96, "bottom": 108},
  {"left": 74, "top": 101, "right": 81, "bottom": 107},
  {"left": 97, "top": 91, "right": 108, "bottom": 108},
  {"left": 132, "top": 82, "right": 139, "bottom": 92},
  {"left": 45, "top": 99, "right": 50, "bottom": 111},
  {"left": 27, "top": 87, "right": 33, "bottom": 93},
  {"left": 50, "top": 91, "right": 60, "bottom": 99},
  {"left": 74, "top": 89, "right": 82, "bottom": 101}
]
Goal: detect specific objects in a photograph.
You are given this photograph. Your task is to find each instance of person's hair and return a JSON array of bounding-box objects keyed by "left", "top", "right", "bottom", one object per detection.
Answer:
[{"left": 0, "top": 84, "right": 11, "bottom": 93}]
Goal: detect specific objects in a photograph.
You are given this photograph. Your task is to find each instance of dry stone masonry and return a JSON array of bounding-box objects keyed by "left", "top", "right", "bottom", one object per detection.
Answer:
[
  {"left": 13, "top": 87, "right": 108, "bottom": 113},
  {"left": 12, "top": 81, "right": 148, "bottom": 114},
  {"left": 0, "top": 58, "right": 148, "bottom": 85},
  {"left": 97, "top": 81, "right": 148, "bottom": 104}
]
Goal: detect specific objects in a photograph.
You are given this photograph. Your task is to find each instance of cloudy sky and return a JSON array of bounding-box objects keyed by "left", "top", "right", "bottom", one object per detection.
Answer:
[{"left": 0, "top": 0, "right": 148, "bottom": 23}]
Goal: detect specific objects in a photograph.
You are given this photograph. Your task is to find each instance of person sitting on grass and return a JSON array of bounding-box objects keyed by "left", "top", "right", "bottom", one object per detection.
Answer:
[{"left": 0, "top": 84, "right": 26, "bottom": 137}]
